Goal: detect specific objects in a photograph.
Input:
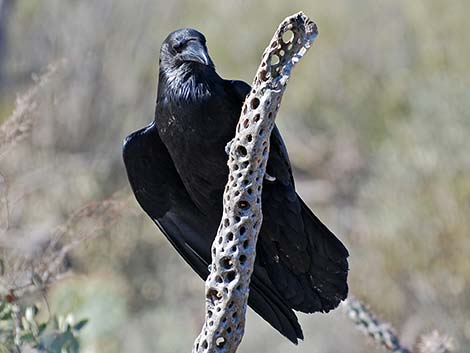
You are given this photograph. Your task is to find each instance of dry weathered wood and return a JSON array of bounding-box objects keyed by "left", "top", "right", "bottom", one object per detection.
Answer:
[{"left": 192, "top": 12, "right": 318, "bottom": 353}]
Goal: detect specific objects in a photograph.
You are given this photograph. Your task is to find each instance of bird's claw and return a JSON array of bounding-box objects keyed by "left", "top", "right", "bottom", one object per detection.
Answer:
[{"left": 265, "top": 173, "right": 276, "bottom": 182}]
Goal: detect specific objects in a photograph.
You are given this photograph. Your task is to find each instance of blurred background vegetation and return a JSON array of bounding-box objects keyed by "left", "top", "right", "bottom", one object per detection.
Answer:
[{"left": 0, "top": 0, "right": 469, "bottom": 352}]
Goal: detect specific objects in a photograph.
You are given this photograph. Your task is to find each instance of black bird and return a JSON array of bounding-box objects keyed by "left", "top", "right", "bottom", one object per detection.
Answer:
[{"left": 123, "top": 28, "right": 348, "bottom": 343}]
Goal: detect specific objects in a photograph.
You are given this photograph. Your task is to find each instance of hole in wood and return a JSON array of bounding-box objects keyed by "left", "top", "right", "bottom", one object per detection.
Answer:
[
  {"left": 282, "top": 30, "right": 294, "bottom": 44},
  {"left": 243, "top": 240, "right": 249, "bottom": 249},
  {"left": 216, "top": 337, "right": 226, "bottom": 349},
  {"left": 259, "top": 69, "right": 269, "bottom": 81},
  {"left": 226, "top": 271, "right": 236, "bottom": 282},
  {"left": 270, "top": 54, "right": 280, "bottom": 66},
  {"left": 207, "top": 289, "right": 221, "bottom": 304},
  {"left": 238, "top": 200, "right": 250, "bottom": 210},
  {"left": 221, "top": 257, "right": 233, "bottom": 270},
  {"left": 251, "top": 97, "right": 260, "bottom": 109},
  {"left": 236, "top": 145, "right": 247, "bottom": 157}
]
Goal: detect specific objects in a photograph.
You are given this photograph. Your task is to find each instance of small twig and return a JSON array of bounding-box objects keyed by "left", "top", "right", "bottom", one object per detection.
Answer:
[
  {"left": 31, "top": 269, "right": 51, "bottom": 322},
  {"left": 11, "top": 302, "right": 22, "bottom": 353},
  {"left": 192, "top": 12, "right": 318, "bottom": 353},
  {"left": 0, "top": 171, "right": 9, "bottom": 233}
]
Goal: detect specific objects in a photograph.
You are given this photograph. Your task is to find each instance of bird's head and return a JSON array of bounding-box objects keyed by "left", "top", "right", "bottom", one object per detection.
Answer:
[
  {"left": 159, "top": 28, "right": 214, "bottom": 71},
  {"left": 157, "top": 29, "right": 217, "bottom": 102}
]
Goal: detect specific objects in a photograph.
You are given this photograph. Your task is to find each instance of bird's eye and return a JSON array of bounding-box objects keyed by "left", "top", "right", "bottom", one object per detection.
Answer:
[{"left": 172, "top": 42, "right": 184, "bottom": 53}]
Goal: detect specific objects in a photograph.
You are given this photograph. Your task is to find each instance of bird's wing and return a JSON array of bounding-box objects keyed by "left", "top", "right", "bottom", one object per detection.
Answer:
[
  {"left": 261, "top": 127, "right": 349, "bottom": 313},
  {"left": 122, "top": 123, "right": 213, "bottom": 271},
  {"left": 227, "top": 79, "right": 349, "bottom": 313},
  {"left": 122, "top": 122, "right": 303, "bottom": 343}
]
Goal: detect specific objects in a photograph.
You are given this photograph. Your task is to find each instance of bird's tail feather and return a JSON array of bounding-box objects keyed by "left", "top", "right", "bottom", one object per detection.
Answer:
[{"left": 249, "top": 273, "right": 303, "bottom": 344}]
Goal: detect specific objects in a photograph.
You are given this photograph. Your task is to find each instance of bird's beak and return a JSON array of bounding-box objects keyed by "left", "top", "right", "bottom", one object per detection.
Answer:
[{"left": 181, "top": 41, "right": 213, "bottom": 67}]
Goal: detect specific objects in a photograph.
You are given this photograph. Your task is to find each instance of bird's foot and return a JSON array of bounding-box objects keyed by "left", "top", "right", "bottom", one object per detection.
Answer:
[{"left": 265, "top": 173, "right": 276, "bottom": 182}]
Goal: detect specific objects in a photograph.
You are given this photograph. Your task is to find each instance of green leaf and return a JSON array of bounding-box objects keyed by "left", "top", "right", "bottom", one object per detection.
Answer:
[
  {"left": 38, "top": 322, "right": 48, "bottom": 335},
  {"left": 21, "top": 332, "right": 35, "bottom": 342},
  {"left": 73, "top": 319, "right": 88, "bottom": 331},
  {"left": 0, "top": 310, "right": 10, "bottom": 321},
  {"left": 0, "top": 303, "right": 11, "bottom": 320}
]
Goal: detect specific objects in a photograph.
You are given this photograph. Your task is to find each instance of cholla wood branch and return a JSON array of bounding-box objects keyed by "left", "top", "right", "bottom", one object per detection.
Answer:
[
  {"left": 342, "top": 297, "right": 455, "bottom": 353},
  {"left": 192, "top": 12, "right": 318, "bottom": 353},
  {"left": 343, "top": 297, "right": 412, "bottom": 353}
]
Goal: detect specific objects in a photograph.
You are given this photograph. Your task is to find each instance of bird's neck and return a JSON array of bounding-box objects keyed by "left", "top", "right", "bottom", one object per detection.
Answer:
[{"left": 157, "top": 63, "right": 220, "bottom": 104}]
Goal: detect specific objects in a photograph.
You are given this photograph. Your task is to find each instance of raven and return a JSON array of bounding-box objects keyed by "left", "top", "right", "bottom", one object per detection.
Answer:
[{"left": 123, "top": 28, "right": 348, "bottom": 343}]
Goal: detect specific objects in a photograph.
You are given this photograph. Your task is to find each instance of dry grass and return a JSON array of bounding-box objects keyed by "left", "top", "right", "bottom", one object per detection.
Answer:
[
  {"left": 0, "top": 189, "right": 128, "bottom": 299},
  {"left": 0, "top": 60, "right": 129, "bottom": 303},
  {"left": 0, "top": 61, "right": 62, "bottom": 158}
]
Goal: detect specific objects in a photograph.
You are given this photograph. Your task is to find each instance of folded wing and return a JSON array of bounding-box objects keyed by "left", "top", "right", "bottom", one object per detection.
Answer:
[{"left": 122, "top": 123, "right": 304, "bottom": 343}]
